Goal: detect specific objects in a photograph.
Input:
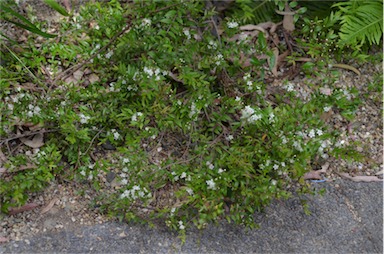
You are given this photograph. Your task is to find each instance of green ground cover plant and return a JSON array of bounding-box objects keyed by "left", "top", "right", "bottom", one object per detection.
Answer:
[{"left": 0, "top": 0, "right": 381, "bottom": 238}]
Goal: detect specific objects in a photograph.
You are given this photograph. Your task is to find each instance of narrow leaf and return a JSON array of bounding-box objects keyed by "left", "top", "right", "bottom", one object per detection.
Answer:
[{"left": 44, "top": 0, "right": 70, "bottom": 16}]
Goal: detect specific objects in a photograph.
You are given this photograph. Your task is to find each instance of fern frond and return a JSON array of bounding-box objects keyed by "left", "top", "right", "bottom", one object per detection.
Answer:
[
  {"left": 333, "top": 0, "right": 383, "bottom": 46},
  {"left": 231, "top": 0, "right": 278, "bottom": 24}
]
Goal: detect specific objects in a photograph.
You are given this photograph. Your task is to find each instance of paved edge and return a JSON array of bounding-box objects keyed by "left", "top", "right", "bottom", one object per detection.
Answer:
[{"left": 0, "top": 180, "right": 382, "bottom": 253}]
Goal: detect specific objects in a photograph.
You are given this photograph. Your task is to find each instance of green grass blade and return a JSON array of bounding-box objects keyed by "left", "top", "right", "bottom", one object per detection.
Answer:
[{"left": 44, "top": 0, "right": 70, "bottom": 16}]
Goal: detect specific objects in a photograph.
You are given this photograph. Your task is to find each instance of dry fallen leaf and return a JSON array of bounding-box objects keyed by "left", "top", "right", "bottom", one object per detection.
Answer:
[
  {"left": 282, "top": 3, "right": 295, "bottom": 32},
  {"left": 73, "top": 70, "right": 84, "bottom": 82},
  {"left": 269, "top": 48, "right": 279, "bottom": 77},
  {"left": 8, "top": 203, "right": 40, "bottom": 215},
  {"left": 304, "top": 162, "right": 329, "bottom": 180},
  {"left": 41, "top": 197, "right": 59, "bottom": 215},
  {"left": 20, "top": 133, "right": 45, "bottom": 148},
  {"left": 339, "top": 173, "right": 383, "bottom": 182},
  {"left": 88, "top": 73, "right": 100, "bottom": 84}
]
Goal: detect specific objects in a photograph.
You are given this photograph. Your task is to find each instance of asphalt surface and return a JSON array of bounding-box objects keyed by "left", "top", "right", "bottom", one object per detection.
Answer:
[{"left": 1, "top": 180, "right": 382, "bottom": 253}]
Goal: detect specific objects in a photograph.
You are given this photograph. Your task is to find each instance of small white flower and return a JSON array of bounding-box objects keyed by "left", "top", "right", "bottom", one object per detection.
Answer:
[
  {"left": 178, "top": 220, "right": 185, "bottom": 230},
  {"left": 123, "top": 158, "right": 130, "bottom": 164},
  {"left": 122, "top": 167, "right": 129, "bottom": 172},
  {"left": 79, "top": 113, "right": 90, "bottom": 124},
  {"left": 111, "top": 129, "right": 120, "bottom": 140},
  {"left": 186, "top": 187, "right": 194, "bottom": 195},
  {"left": 80, "top": 170, "right": 86, "bottom": 176},
  {"left": 180, "top": 172, "right": 187, "bottom": 179},
  {"left": 183, "top": 28, "right": 191, "bottom": 39},
  {"left": 34, "top": 106, "right": 41, "bottom": 114},
  {"left": 248, "top": 114, "right": 262, "bottom": 123},
  {"left": 105, "top": 51, "right": 113, "bottom": 59},
  {"left": 285, "top": 83, "right": 294, "bottom": 92},
  {"left": 141, "top": 18, "right": 151, "bottom": 27},
  {"left": 218, "top": 168, "right": 226, "bottom": 174},
  {"left": 273, "top": 164, "right": 279, "bottom": 170},
  {"left": 225, "top": 135, "right": 234, "bottom": 141},
  {"left": 316, "top": 129, "right": 323, "bottom": 136},
  {"left": 235, "top": 96, "right": 241, "bottom": 102},
  {"left": 208, "top": 40, "right": 217, "bottom": 49},
  {"left": 143, "top": 67, "right": 154, "bottom": 77},
  {"left": 121, "top": 178, "right": 128, "bottom": 185},
  {"left": 269, "top": 112, "right": 275, "bottom": 121},
  {"left": 323, "top": 106, "right": 332, "bottom": 112},
  {"left": 206, "top": 179, "right": 216, "bottom": 190},
  {"left": 241, "top": 105, "right": 255, "bottom": 119},
  {"left": 308, "top": 129, "right": 316, "bottom": 138},
  {"left": 271, "top": 180, "right": 277, "bottom": 186},
  {"left": 215, "top": 53, "right": 224, "bottom": 66},
  {"left": 227, "top": 21, "right": 239, "bottom": 29}
]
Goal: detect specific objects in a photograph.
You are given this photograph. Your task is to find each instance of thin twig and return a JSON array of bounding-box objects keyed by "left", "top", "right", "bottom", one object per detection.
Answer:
[{"left": 83, "top": 128, "right": 105, "bottom": 157}]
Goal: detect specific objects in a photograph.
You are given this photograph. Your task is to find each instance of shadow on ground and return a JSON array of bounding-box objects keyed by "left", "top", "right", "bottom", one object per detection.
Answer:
[{"left": 1, "top": 180, "right": 382, "bottom": 253}]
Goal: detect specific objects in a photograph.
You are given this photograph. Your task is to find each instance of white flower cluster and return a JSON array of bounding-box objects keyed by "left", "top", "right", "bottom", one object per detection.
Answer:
[
  {"left": 143, "top": 66, "right": 167, "bottom": 81},
  {"left": 105, "top": 50, "right": 113, "bottom": 59},
  {"left": 189, "top": 102, "right": 200, "bottom": 120},
  {"left": 131, "top": 112, "right": 143, "bottom": 122},
  {"left": 178, "top": 220, "right": 185, "bottom": 230},
  {"left": 79, "top": 113, "right": 90, "bottom": 124},
  {"left": 243, "top": 73, "right": 261, "bottom": 92},
  {"left": 208, "top": 40, "right": 218, "bottom": 49},
  {"left": 120, "top": 185, "right": 151, "bottom": 200},
  {"left": 241, "top": 105, "right": 262, "bottom": 124},
  {"left": 318, "top": 140, "right": 331, "bottom": 159},
  {"left": 171, "top": 171, "right": 191, "bottom": 182},
  {"left": 206, "top": 179, "right": 216, "bottom": 190},
  {"left": 110, "top": 129, "right": 120, "bottom": 140},
  {"left": 79, "top": 164, "right": 95, "bottom": 181},
  {"left": 215, "top": 53, "right": 224, "bottom": 66},
  {"left": 225, "top": 135, "right": 234, "bottom": 141},
  {"left": 296, "top": 129, "right": 323, "bottom": 140},
  {"left": 27, "top": 104, "right": 41, "bottom": 117},
  {"left": 243, "top": 73, "right": 253, "bottom": 90},
  {"left": 141, "top": 18, "right": 151, "bottom": 27},
  {"left": 109, "top": 82, "right": 121, "bottom": 92},
  {"left": 284, "top": 83, "right": 295, "bottom": 92},
  {"left": 227, "top": 21, "right": 239, "bottom": 29}
]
